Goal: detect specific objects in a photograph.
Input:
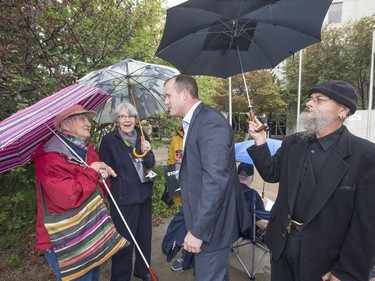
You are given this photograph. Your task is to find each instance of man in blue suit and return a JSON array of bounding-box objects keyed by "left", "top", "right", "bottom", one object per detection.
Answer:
[{"left": 164, "top": 74, "right": 251, "bottom": 281}]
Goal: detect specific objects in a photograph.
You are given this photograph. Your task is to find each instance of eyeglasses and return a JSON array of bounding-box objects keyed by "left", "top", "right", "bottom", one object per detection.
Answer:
[
  {"left": 117, "top": 115, "right": 136, "bottom": 120},
  {"left": 306, "top": 96, "right": 331, "bottom": 105}
]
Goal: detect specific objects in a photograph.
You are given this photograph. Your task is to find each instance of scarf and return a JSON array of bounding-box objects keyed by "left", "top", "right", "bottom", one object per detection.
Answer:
[
  {"left": 63, "top": 135, "right": 88, "bottom": 161},
  {"left": 118, "top": 128, "right": 137, "bottom": 147}
]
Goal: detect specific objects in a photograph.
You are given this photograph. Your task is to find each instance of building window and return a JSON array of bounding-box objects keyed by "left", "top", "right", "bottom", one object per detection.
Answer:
[{"left": 328, "top": 2, "right": 343, "bottom": 24}]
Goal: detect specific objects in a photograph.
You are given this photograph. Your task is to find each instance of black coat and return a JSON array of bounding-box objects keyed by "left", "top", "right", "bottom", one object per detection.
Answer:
[
  {"left": 99, "top": 127, "right": 155, "bottom": 205},
  {"left": 248, "top": 126, "right": 375, "bottom": 281}
]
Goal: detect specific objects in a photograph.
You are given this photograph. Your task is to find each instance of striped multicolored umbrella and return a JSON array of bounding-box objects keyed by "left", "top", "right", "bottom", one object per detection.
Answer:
[{"left": 0, "top": 84, "right": 110, "bottom": 173}]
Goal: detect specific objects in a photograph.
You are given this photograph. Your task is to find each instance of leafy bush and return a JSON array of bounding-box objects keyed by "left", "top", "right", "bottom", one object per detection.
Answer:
[
  {"left": 0, "top": 165, "right": 36, "bottom": 249},
  {"left": 6, "top": 253, "right": 21, "bottom": 268},
  {"left": 234, "top": 131, "right": 246, "bottom": 143}
]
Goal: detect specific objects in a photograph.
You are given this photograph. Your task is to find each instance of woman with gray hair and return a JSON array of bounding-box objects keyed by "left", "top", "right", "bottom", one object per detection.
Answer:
[{"left": 99, "top": 102, "right": 156, "bottom": 281}]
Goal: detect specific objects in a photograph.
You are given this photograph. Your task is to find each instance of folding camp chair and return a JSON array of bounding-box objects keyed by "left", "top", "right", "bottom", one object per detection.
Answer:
[{"left": 232, "top": 187, "right": 271, "bottom": 280}]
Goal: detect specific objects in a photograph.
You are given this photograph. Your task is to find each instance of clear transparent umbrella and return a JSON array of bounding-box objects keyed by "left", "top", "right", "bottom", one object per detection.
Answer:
[{"left": 79, "top": 58, "right": 179, "bottom": 125}]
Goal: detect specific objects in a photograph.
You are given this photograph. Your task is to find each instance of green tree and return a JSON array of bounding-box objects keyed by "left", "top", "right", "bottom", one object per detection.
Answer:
[
  {"left": 212, "top": 70, "right": 287, "bottom": 116},
  {"left": 0, "top": 0, "right": 168, "bottom": 250},
  {"left": 0, "top": 0, "right": 165, "bottom": 120},
  {"left": 195, "top": 75, "right": 219, "bottom": 106},
  {"left": 283, "top": 15, "right": 375, "bottom": 125}
]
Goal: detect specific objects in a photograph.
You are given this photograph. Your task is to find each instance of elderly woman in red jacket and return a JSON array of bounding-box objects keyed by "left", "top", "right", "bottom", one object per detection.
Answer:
[{"left": 32, "top": 104, "right": 116, "bottom": 281}]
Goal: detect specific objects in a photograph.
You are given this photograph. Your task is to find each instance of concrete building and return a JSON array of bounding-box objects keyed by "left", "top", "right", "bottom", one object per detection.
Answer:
[
  {"left": 325, "top": 0, "right": 375, "bottom": 25},
  {"left": 346, "top": 110, "right": 375, "bottom": 143}
]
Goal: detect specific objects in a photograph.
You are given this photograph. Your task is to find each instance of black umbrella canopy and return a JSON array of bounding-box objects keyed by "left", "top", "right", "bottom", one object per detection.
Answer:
[{"left": 156, "top": 0, "right": 332, "bottom": 78}]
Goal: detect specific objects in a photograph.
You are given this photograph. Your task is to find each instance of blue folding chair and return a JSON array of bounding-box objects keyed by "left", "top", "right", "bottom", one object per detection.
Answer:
[{"left": 232, "top": 187, "right": 271, "bottom": 280}]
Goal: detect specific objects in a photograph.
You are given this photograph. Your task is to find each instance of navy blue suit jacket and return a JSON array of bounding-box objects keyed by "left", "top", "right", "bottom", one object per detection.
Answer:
[{"left": 179, "top": 103, "right": 251, "bottom": 252}]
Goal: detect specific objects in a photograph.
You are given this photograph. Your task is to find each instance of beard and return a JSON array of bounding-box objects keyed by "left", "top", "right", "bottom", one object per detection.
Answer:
[{"left": 298, "top": 109, "right": 337, "bottom": 140}]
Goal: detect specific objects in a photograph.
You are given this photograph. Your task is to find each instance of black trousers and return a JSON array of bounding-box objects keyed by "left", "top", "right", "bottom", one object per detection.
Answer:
[
  {"left": 110, "top": 198, "right": 152, "bottom": 281},
  {"left": 271, "top": 230, "right": 302, "bottom": 281}
]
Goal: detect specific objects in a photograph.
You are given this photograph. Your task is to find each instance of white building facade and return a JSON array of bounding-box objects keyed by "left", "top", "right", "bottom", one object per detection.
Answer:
[
  {"left": 325, "top": 0, "right": 375, "bottom": 142},
  {"left": 325, "top": 0, "right": 375, "bottom": 25}
]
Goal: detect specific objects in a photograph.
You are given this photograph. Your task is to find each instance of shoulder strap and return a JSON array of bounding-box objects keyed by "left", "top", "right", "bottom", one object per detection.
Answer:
[
  {"left": 122, "top": 138, "right": 132, "bottom": 148},
  {"left": 37, "top": 181, "right": 51, "bottom": 216}
]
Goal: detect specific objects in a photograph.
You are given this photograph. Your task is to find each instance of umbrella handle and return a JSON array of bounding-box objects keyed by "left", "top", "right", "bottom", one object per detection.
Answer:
[
  {"left": 132, "top": 125, "right": 148, "bottom": 158},
  {"left": 248, "top": 107, "right": 267, "bottom": 133},
  {"left": 132, "top": 147, "right": 147, "bottom": 158},
  {"left": 127, "top": 75, "right": 148, "bottom": 158}
]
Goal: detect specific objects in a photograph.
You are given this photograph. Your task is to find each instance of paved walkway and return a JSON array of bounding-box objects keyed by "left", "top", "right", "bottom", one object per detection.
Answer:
[
  {"left": 100, "top": 216, "right": 271, "bottom": 281},
  {"left": 100, "top": 144, "right": 272, "bottom": 281}
]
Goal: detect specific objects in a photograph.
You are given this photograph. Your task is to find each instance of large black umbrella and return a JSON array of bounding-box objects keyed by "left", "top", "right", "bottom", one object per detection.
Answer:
[
  {"left": 156, "top": 0, "right": 332, "bottom": 78},
  {"left": 156, "top": 0, "right": 331, "bottom": 127}
]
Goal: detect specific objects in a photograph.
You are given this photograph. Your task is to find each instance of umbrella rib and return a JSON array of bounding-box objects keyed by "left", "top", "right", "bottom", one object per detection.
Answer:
[
  {"left": 185, "top": 5, "right": 244, "bottom": 75},
  {"left": 79, "top": 60, "right": 178, "bottom": 124}
]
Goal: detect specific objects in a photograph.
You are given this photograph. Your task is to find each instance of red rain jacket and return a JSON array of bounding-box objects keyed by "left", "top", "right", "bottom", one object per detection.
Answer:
[{"left": 31, "top": 136, "right": 108, "bottom": 252}]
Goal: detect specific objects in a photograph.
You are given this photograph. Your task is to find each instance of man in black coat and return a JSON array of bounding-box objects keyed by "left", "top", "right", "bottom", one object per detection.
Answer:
[{"left": 247, "top": 80, "right": 375, "bottom": 281}]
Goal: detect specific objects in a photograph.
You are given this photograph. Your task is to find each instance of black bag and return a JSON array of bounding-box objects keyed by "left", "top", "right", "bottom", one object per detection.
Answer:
[
  {"left": 128, "top": 152, "right": 157, "bottom": 183},
  {"left": 161, "top": 183, "right": 174, "bottom": 206},
  {"left": 163, "top": 163, "right": 181, "bottom": 197}
]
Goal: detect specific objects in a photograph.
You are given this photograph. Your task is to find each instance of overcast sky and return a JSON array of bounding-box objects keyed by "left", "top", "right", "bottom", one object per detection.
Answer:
[{"left": 166, "top": 0, "right": 186, "bottom": 8}]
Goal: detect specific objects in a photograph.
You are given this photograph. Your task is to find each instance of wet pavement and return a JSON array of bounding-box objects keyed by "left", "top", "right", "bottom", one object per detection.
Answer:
[{"left": 100, "top": 216, "right": 271, "bottom": 281}]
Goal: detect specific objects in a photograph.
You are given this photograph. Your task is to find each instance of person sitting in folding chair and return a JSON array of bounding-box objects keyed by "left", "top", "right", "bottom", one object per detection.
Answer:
[
  {"left": 232, "top": 162, "right": 271, "bottom": 279},
  {"left": 238, "top": 162, "right": 268, "bottom": 230}
]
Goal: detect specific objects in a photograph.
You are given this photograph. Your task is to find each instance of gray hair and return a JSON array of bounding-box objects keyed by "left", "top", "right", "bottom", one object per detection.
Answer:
[{"left": 112, "top": 102, "right": 138, "bottom": 122}]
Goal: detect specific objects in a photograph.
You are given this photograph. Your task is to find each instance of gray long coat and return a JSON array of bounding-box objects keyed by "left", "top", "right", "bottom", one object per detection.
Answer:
[
  {"left": 179, "top": 103, "right": 251, "bottom": 252},
  {"left": 248, "top": 126, "right": 375, "bottom": 281}
]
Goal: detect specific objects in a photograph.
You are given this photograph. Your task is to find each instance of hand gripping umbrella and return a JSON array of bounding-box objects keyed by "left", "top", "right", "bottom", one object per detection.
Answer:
[
  {"left": 79, "top": 58, "right": 179, "bottom": 157},
  {"left": 156, "top": 0, "right": 332, "bottom": 128}
]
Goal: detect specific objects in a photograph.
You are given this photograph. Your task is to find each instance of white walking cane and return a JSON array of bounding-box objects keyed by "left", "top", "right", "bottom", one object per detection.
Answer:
[{"left": 46, "top": 124, "right": 157, "bottom": 281}]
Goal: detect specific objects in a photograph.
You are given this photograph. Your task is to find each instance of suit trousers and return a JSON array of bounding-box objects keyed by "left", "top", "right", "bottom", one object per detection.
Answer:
[
  {"left": 271, "top": 230, "right": 302, "bottom": 281},
  {"left": 194, "top": 246, "right": 230, "bottom": 281},
  {"left": 110, "top": 198, "right": 152, "bottom": 281}
]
